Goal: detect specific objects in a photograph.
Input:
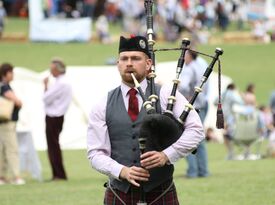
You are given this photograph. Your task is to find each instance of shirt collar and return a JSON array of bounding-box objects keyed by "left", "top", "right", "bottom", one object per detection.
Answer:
[
  {"left": 56, "top": 73, "right": 65, "bottom": 80},
  {"left": 121, "top": 78, "right": 148, "bottom": 97}
]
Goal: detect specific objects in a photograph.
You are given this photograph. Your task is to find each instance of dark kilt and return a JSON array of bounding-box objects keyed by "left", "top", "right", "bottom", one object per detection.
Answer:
[{"left": 104, "top": 180, "right": 179, "bottom": 205}]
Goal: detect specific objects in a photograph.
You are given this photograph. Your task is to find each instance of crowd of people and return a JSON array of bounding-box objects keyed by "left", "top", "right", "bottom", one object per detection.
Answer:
[
  {"left": 1, "top": 0, "right": 275, "bottom": 43},
  {"left": 0, "top": 1, "right": 6, "bottom": 39},
  {"left": 219, "top": 82, "right": 275, "bottom": 160},
  {"left": 0, "top": 58, "right": 72, "bottom": 185}
]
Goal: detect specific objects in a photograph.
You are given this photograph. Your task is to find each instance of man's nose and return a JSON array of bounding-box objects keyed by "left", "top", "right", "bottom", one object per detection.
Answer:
[{"left": 127, "top": 58, "right": 133, "bottom": 65}]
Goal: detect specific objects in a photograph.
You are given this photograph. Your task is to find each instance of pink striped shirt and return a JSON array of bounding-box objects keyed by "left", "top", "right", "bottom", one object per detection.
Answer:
[{"left": 87, "top": 79, "right": 204, "bottom": 179}]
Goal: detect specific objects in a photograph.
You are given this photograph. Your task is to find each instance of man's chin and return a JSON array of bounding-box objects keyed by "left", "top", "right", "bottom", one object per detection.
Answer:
[
  {"left": 122, "top": 74, "right": 143, "bottom": 84},
  {"left": 122, "top": 76, "right": 134, "bottom": 84}
]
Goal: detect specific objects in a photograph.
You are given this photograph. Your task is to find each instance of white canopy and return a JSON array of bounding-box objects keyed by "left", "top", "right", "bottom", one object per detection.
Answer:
[
  {"left": 28, "top": 0, "right": 91, "bottom": 42},
  {"left": 13, "top": 62, "right": 231, "bottom": 150}
]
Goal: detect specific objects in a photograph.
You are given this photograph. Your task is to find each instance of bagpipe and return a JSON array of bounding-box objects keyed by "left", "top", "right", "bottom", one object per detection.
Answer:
[
  {"left": 131, "top": 0, "right": 224, "bottom": 156},
  {"left": 133, "top": 1, "right": 224, "bottom": 204}
]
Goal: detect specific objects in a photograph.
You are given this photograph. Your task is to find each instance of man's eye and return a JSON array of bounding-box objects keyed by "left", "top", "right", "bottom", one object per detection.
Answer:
[{"left": 132, "top": 57, "right": 141, "bottom": 61}]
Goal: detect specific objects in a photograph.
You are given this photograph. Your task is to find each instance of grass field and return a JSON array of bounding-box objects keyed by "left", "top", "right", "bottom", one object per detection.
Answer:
[
  {"left": 1, "top": 18, "right": 275, "bottom": 205},
  {"left": 1, "top": 18, "right": 274, "bottom": 104},
  {"left": 0, "top": 143, "right": 274, "bottom": 205}
]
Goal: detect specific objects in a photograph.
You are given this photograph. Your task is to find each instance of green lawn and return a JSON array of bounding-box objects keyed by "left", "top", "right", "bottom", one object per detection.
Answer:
[
  {"left": 1, "top": 18, "right": 274, "bottom": 104},
  {"left": 3, "top": 17, "right": 29, "bottom": 34},
  {"left": 0, "top": 143, "right": 274, "bottom": 205},
  {"left": 1, "top": 18, "right": 275, "bottom": 204}
]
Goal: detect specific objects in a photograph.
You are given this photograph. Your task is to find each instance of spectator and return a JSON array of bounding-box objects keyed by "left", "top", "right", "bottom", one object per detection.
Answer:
[
  {"left": 270, "top": 90, "right": 275, "bottom": 126},
  {"left": 50, "top": 0, "right": 59, "bottom": 17},
  {"left": 0, "top": 63, "right": 25, "bottom": 185},
  {"left": 205, "top": 127, "right": 219, "bottom": 143},
  {"left": 220, "top": 83, "right": 244, "bottom": 160},
  {"left": 267, "top": 129, "right": 275, "bottom": 158},
  {"left": 205, "top": 0, "right": 216, "bottom": 30},
  {"left": 178, "top": 49, "right": 209, "bottom": 178},
  {"left": 43, "top": 57, "right": 72, "bottom": 181},
  {"left": 215, "top": 1, "right": 229, "bottom": 31},
  {"left": 83, "top": 0, "right": 97, "bottom": 18},
  {"left": 235, "top": 0, "right": 248, "bottom": 30},
  {"left": 0, "top": 0, "right": 6, "bottom": 39},
  {"left": 251, "top": 19, "right": 270, "bottom": 43},
  {"left": 104, "top": 0, "right": 120, "bottom": 23},
  {"left": 118, "top": 0, "right": 145, "bottom": 35},
  {"left": 258, "top": 105, "right": 273, "bottom": 138},
  {"left": 42, "top": 0, "right": 50, "bottom": 18},
  {"left": 242, "top": 83, "right": 257, "bottom": 106},
  {"left": 95, "top": 15, "right": 111, "bottom": 44}
]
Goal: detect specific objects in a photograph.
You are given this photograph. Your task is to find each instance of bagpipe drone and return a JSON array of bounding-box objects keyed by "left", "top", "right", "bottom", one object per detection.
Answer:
[
  {"left": 131, "top": 0, "right": 224, "bottom": 156},
  {"left": 130, "top": 1, "right": 224, "bottom": 205}
]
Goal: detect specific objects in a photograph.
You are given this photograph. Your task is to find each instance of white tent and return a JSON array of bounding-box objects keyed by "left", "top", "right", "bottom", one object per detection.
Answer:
[
  {"left": 13, "top": 62, "right": 231, "bottom": 151},
  {"left": 28, "top": 0, "right": 91, "bottom": 42}
]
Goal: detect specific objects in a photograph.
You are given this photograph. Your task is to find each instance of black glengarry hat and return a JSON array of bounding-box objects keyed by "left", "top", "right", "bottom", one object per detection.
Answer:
[{"left": 119, "top": 35, "right": 150, "bottom": 58}]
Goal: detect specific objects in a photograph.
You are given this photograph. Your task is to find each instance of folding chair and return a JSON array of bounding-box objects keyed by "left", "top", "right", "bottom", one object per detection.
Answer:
[{"left": 233, "top": 109, "right": 262, "bottom": 160}]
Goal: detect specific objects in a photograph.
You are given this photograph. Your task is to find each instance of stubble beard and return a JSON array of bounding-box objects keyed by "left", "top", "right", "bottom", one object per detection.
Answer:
[{"left": 122, "top": 72, "right": 145, "bottom": 86}]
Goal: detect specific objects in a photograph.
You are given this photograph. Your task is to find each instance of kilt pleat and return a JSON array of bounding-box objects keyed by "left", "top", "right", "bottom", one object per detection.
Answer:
[{"left": 104, "top": 180, "right": 179, "bottom": 205}]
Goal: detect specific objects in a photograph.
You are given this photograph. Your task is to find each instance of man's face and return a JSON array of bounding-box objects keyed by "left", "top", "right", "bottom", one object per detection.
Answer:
[
  {"left": 50, "top": 63, "right": 60, "bottom": 77},
  {"left": 117, "top": 51, "right": 152, "bottom": 86},
  {"left": 184, "top": 51, "right": 192, "bottom": 65},
  {"left": 5, "top": 71, "right": 14, "bottom": 82}
]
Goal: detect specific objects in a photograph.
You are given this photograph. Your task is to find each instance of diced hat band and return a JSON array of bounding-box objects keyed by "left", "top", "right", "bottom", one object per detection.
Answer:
[{"left": 119, "top": 36, "right": 150, "bottom": 58}]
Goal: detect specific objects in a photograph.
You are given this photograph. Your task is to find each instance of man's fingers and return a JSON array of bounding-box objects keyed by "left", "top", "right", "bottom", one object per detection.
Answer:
[
  {"left": 140, "top": 151, "right": 155, "bottom": 160},
  {"left": 140, "top": 156, "right": 155, "bottom": 165},
  {"left": 127, "top": 167, "right": 150, "bottom": 187},
  {"left": 132, "top": 175, "right": 149, "bottom": 182},
  {"left": 132, "top": 166, "right": 150, "bottom": 176},
  {"left": 132, "top": 167, "right": 147, "bottom": 173},
  {"left": 127, "top": 166, "right": 150, "bottom": 183},
  {"left": 143, "top": 161, "right": 160, "bottom": 169},
  {"left": 142, "top": 157, "right": 158, "bottom": 166},
  {"left": 141, "top": 153, "right": 159, "bottom": 165},
  {"left": 129, "top": 179, "right": 140, "bottom": 187},
  {"left": 141, "top": 152, "right": 168, "bottom": 169}
]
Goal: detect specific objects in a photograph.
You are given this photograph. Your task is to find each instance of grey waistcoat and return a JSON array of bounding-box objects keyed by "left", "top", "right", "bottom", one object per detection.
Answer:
[{"left": 106, "top": 84, "right": 174, "bottom": 193}]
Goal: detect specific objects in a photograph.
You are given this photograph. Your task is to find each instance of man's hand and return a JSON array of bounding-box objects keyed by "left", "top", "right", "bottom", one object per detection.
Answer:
[
  {"left": 43, "top": 77, "right": 49, "bottom": 91},
  {"left": 119, "top": 166, "right": 150, "bottom": 187},
  {"left": 140, "top": 151, "right": 169, "bottom": 169}
]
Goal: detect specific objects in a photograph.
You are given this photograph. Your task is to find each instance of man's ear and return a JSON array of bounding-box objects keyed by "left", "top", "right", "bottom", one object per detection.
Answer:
[{"left": 146, "top": 59, "right": 152, "bottom": 71}]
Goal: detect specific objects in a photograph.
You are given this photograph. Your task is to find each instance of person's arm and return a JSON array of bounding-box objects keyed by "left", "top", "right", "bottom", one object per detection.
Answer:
[
  {"left": 87, "top": 95, "right": 124, "bottom": 179},
  {"left": 87, "top": 94, "right": 150, "bottom": 186},
  {"left": 141, "top": 84, "right": 204, "bottom": 169},
  {"left": 233, "top": 90, "right": 244, "bottom": 105},
  {"left": 178, "top": 65, "right": 193, "bottom": 98},
  {"left": 269, "top": 91, "right": 275, "bottom": 110},
  {"left": 43, "top": 80, "right": 67, "bottom": 106},
  {"left": 2, "top": 86, "right": 22, "bottom": 107},
  {"left": 163, "top": 87, "right": 204, "bottom": 163}
]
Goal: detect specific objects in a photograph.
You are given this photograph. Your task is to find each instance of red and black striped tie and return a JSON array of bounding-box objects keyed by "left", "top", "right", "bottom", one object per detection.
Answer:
[{"left": 128, "top": 88, "right": 139, "bottom": 121}]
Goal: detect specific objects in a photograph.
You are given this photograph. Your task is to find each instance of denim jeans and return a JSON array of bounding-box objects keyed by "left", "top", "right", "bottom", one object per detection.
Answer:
[
  {"left": 186, "top": 140, "right": 209, "bottom": 177},
  {"left": 186, "top": 104, "right": 209, "bottom": 177}
]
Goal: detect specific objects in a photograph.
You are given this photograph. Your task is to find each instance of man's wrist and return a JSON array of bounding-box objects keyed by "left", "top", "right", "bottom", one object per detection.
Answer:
[
  {"left": 119, "top": 166, "right": 127, "bottom": 180},
  {"left": 161, "top": 152, "right": 170, "bottom": 165}
]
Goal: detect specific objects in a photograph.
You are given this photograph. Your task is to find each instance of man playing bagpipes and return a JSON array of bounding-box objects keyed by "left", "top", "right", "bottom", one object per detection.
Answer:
[{"left": 87, "top": 35, "right": 205, "bottom": 205}]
